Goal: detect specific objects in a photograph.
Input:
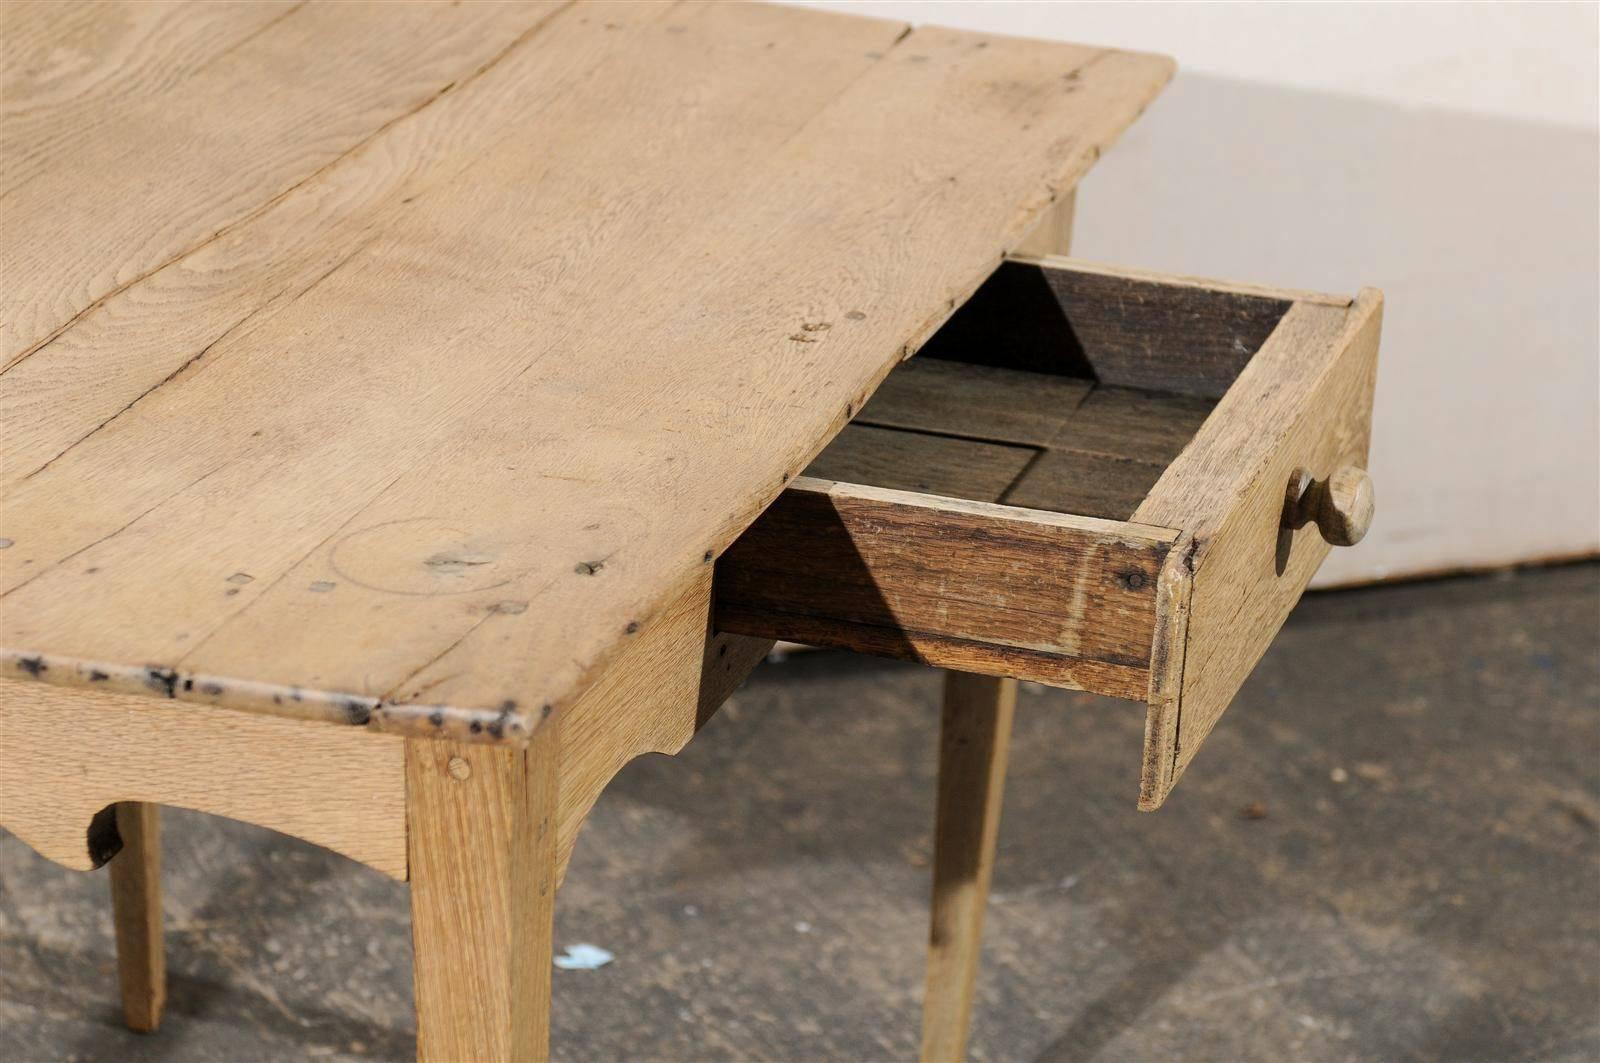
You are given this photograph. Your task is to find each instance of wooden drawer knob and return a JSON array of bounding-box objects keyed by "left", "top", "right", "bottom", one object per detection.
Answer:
[{"left": 1282, "top": 465, "right": 1374, "bottom": 547}]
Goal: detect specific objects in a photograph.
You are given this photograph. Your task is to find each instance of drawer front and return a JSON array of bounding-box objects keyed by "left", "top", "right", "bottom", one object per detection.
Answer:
[
  {"left": 716, "top": 259, "right": 1382, "bottom": 808},
  {"left": 1134, "top": 291, "right": 1383, "bottom": 808}
]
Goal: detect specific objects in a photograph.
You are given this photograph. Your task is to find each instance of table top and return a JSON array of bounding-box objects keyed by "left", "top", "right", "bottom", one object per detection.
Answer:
[{"left": 0, "top": 1, "right": 1171, "bottom": 742}]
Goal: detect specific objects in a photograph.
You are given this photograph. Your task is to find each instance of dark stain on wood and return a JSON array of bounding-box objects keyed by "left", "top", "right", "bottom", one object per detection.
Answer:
[
  {"left": 486, "top": 702, "right": 517, "bottom": 740},
  {"left": 144, "top": 666, "right": 178, "bottom": 697}
]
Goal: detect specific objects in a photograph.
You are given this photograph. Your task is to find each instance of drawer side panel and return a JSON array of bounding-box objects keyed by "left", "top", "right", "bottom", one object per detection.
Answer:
[{"left": 716, "top": 480, "right": 1176, "bottom": 700}]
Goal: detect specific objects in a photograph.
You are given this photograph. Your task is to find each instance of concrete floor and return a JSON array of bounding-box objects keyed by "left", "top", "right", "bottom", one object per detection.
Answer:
[{"left": 2, "top": 563, "right": 1596, "bottom": 1062}]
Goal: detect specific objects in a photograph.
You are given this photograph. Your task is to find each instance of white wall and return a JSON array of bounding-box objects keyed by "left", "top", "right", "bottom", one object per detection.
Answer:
[{"left": 797, "top": 1, "right": 1600, "bottom": 585}]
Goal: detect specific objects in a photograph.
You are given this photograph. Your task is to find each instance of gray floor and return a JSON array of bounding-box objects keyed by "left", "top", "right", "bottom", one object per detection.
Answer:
[{"left": 2, "top": 563, "right": 1597, "bottom": 1062}]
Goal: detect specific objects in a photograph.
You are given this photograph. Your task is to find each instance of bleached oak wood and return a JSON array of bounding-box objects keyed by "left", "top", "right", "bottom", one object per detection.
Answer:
[
  {"left": 1284, "top": 465, "right": 1375, "bottom": 547},
  {"left": 0, "top": 1, "right": 1173, "bottom": 745},
  {"left": 1013, "top": 189, "right": 1076, "bottom": 259},
  {"left": 0, "top": 572, "right": 769, "bottom": 1056},
  {"left": 0, "top": 6, "right": 1391, "bottom": 1057},
  {"left": 0, "top": 678, "right": 407, "bottom": 877},
  {"left": 408, "top": 733, "right": 557, "bottom": 1062},
  {"left": 2, "top": 1, "right": 564, "bottom": 366},
  {"left": 1134, "top": 292, "right": 1383, "bottom": 807},
  {"left": 556, "top": 566, "right": 771, "bottom": 883},
  {"left": 0, "top": 577, "right": 765, "bottom": 890},
  {"left": 108, "top": 801, "right": 165, "bottom": 1033},
  {"left": 920, "top": 672, "right": 1016, "bottom": 1063}
]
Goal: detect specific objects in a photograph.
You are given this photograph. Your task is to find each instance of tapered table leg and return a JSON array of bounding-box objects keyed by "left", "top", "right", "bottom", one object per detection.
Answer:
[
  {"left": 109, "top": 801, "right": 166, "bottom": 1033},
  {"left": 408, "top": 724, "right": 558, "bottom": 1063},
  {"left": 920, "top": 673, "right": 1016, "bottom": 1063}
]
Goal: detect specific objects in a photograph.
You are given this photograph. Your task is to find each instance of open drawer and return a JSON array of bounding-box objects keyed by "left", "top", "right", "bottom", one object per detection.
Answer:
[{"left": 716, "top": 256, "right": 1382, "bottom": 809}]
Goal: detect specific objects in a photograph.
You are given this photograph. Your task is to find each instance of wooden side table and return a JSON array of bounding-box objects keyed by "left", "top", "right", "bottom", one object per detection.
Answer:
[{"left": 0, "top": 3, "right": 1379, "bottom": 1059}]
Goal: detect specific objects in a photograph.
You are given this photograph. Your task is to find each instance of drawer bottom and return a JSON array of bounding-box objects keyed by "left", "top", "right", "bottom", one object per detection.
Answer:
[{"left": 806, "top": 358, "right": 1217, "bottom": 521}]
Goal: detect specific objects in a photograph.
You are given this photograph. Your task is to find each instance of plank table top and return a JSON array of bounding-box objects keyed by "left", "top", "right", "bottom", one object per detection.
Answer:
[{"left": 0, "top": 0, "right": 1172, "bottom": 743}]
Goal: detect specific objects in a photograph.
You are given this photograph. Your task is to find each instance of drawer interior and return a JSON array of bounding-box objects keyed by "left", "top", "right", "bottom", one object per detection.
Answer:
[
  {"left": 806, "top": 364, "right": 1214, "bottom": 520},
  {"left": 805, "top": 259, "right": 1294, "bottom": 520}
]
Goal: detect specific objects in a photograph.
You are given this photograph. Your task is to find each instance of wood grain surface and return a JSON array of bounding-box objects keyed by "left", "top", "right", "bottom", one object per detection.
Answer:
[
  {"left": 805, "top": 333, "right": 1224, "bottom": 522},
  {"left": 1046, "top": 386, "right": 1216, "bottom": 465},
  {"left": 854, "top": 358, "right": 1092, "bottom": 446},
  {"left": 1001, "top": 449, "right": 1168, "bottom": 521},
  {"left": 0, "top": 1, "right": 1173, "bottom": 742},
  {"left": 920, "top": 671, "right": 1015, "bottom": 1062},
  {"left": 726, "top": 261, "right": 1380, "bottom": 810},
  {"left": 916, "top": 256, "right": 1300, "bottom": 397},
  {"left": 108, "top": 801, "right": 165, "bottom": 1033},
  {"left": 0, "top": 574, "right": 768, "bottom": 890},
  {"left": 806, "top": 424, "right": 1036, "bottom": 503},
  {"left": 1134, "top": 292, "right": 1383, "bottom": 807},
  {"left": 717, "top": 478, "right": 1177, "bottom": 699},
  {"left": 556, "top": 567, "right": 770, "bottom": 883},
  {"left": 0, "top": 678, "right": 407, "bottom": 876},
  {"left": 407, "top": 733, "right": 556, "bottom": 1061}
]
